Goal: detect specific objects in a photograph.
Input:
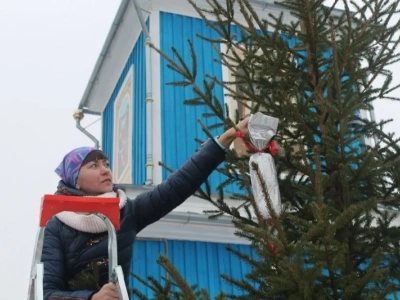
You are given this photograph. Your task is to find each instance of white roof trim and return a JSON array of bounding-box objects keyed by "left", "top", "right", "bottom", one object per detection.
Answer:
[{"left": 78, "top": 0, "right": 150, "bottom": 113}]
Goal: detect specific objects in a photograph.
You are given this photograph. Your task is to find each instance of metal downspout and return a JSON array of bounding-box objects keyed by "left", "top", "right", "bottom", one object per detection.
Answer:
[
  {"left": 132, "top": 0, "right": 154, "bottom": 185},
  {"left": 75, "top": 1, "right": 129, "bottom": 149},
  {"left": 369, "top": 108, "right": 379, "bottom": 146},
  {"left": 366, "top": 46, "right": 385, "bottom": 148},
  {"left": 73, "top": 109, "right": 100, "bottom": 149}
]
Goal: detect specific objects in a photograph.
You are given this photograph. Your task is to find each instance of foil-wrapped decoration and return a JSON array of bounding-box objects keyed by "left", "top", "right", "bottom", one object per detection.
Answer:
[{"left": 248, "top": 112, "right": 281, "bottom": 219}]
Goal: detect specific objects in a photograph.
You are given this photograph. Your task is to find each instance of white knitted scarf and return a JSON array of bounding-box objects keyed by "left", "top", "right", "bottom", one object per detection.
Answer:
[{"left": 56, "top": 189, "right": 128, "bottom": 233}]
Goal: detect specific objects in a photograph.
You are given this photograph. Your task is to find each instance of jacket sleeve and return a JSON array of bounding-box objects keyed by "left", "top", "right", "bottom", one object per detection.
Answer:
[
  {"left": 42, "top": 218, "right": 96, "bottom": 300},
  {"left": 132, "top": 138, "right": 226, "bottom": 232}
]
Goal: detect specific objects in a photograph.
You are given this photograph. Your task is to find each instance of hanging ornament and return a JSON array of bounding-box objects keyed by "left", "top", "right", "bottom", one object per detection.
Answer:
[{"left": 235, "top": 112, "right": 281, "bottom": 220}]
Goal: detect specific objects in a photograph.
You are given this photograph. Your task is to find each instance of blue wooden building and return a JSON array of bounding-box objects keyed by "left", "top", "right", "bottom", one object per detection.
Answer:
[{"left": 75, "top": 0, "right": 395, "bottom": 298}]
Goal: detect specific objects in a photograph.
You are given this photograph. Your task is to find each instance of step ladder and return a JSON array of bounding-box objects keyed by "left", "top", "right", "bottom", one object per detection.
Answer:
[{"left": 27, "top": 194, "right": 130, "bottom": 300}]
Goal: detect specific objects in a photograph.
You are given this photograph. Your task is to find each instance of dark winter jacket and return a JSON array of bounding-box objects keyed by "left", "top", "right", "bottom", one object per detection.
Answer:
[{"left": 41, "top": 139, "right": 226, "bottom": 300}]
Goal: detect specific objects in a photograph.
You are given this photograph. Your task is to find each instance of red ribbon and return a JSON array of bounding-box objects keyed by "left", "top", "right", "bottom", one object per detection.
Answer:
[{"left": 235, "top": 131, "right": 278, "bottom": 155}]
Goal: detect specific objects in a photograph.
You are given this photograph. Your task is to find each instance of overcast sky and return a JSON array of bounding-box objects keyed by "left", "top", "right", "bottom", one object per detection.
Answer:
[
  {"left": 0, "top": 1, "right": 118, "bottom": 297},
  {"left": 0, "top": 0, "right": 398, "bottom": 299}
]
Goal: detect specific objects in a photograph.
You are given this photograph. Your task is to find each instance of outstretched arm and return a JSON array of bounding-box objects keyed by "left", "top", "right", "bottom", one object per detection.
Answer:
[
  {"left": 132, "top": 138, "right": 224, "bottom": 232},
  {"left": 132, "top": 118, "right": 249, "bottom": 232}
]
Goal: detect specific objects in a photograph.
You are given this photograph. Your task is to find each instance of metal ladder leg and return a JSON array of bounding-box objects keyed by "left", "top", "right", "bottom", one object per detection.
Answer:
[
  {"left": 97, "top": 214, "right": 130, "bottom": 300},
  {"left": 27, "top": 228, "right": 45, "bottom": 300}
]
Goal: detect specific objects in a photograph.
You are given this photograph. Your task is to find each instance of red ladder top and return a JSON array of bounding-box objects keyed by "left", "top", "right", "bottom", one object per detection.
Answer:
[{"left": 39, "top": 194, "right": 120, "bottom": 229}]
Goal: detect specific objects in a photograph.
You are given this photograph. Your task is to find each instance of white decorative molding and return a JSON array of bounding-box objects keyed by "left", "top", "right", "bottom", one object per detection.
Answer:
[
  {"left": 82, "top": 0, "right": 150, "bottom": 113},
  {"left": 113, "top": 65, "right": 134, "bottom": 184},
  {"left": 150, "top": 0, "right": 298, "bottom": 25}
]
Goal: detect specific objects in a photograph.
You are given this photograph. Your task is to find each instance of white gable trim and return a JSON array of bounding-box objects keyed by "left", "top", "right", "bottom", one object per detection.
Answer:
[
  {"left": 79, "top": 0, "right": 150, "bottom": 113},
  {"left": 150, "top": 0, "right": 297, "bottom": 24}
]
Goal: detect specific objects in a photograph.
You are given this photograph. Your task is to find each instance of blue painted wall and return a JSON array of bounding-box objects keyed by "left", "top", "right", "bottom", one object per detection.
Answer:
[
  {"left": 159, "top": 12, "right": 247, "bottom": 194},
  {"left": 130, "top": 240, "right": 400, "bottom": 299},
  {"left": 102, "top": 25, "right": 148, "bottom": 185},
  {"left": 130, "top": 239, "right": 257, "bottom": 298}
]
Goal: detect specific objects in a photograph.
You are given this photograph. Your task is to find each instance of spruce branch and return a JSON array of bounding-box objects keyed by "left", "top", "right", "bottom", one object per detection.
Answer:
[
  {"left": 157, "top": 255, "right": 197, "bottom": 300},
  {"left": 68, "top": 263, "right": 101, "bottom": 291}
]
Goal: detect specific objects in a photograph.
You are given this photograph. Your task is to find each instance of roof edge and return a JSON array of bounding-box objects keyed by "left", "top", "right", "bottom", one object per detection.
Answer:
[{"left": 78, "top": 0, "right": 131, "bottom": 112}]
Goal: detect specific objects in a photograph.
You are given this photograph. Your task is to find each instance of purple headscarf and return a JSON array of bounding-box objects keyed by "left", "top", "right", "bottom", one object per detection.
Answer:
[{"left": 55, "top": 146, "right": 97, "bottom": 187}]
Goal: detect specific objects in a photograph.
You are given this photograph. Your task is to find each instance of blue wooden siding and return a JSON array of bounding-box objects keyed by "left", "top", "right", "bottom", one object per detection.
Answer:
[
  {"left": 160, "top": 12, "right": 243, "bottom": 194},
  {"left": 130, "top": 240, "right": 400, "bottom": 299},
  {"left": 102, "top": 23, "right": 148, "bottom": 185},
  {"left": 130, "top": 239, "right": 257, "bottom": 298}
]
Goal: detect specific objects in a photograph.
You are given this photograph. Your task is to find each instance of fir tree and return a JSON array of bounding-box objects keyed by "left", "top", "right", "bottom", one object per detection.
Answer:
[{"left": 133, "top": 0, "right": 400, "bottom": 299}]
